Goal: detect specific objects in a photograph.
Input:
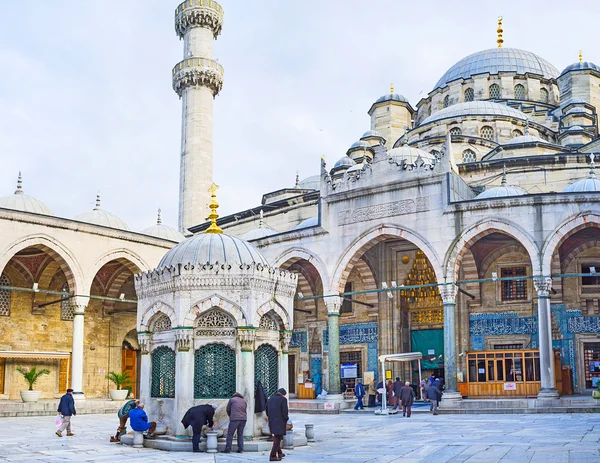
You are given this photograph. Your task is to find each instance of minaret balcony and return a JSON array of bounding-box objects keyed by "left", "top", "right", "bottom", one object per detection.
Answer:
[
  {"left": 172, "top": 57, "right": 224, "bottom": 97},
  {"left": 175, "top": 0, "right": 224, "bottom": 39}
]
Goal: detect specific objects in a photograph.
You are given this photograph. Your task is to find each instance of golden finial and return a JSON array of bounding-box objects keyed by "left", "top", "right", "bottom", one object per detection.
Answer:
[
  {"left": 205, "top": 183, "right": 223, "bottom": 234},
  {"left": 579, "top": 50, "right": 583, "bottom": 63},
  {"left": 390, "top": 82, "right": 395, "bottom": 94},
  {"left": 497, "top": 17, "right": 504, "bottom": 48}
]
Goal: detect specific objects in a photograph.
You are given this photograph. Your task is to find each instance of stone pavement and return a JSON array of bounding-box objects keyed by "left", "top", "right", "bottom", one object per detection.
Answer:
[{"left": 0, "top": 411, "right": 599, "bottom": 463}]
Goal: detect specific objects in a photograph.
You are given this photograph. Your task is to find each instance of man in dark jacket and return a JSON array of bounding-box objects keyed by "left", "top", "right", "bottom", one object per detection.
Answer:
[
  {"left": 391, "top": 378, "right": 403, "bottom": 410},
  {"left": 56, "top": 388, "right": 76, "bottom": 437},
  {"left": 400, "top": 381, "right": 415, "bottom": 417},
  {"left": 224, "top": 392, "right": 247, "bottom": 453},
  {"left": 266, "top": 388, "right": 289, "bottom": 462},
  {"left": 426, "top": 379, "right": 443, "bottom": 415},
  {"left": 181, "top": 404, "right": 217, "bottom": 452},
  {"left": 353, "top": 379, "right": 365, "bottom": 410}
]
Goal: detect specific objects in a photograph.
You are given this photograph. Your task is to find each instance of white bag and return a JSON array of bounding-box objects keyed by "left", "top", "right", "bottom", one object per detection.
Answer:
[{"left": 55, "top": 416, "right": 62, "bottom": 428}]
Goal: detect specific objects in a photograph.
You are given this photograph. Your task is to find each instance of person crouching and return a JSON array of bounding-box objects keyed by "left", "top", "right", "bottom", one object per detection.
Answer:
[{"left": 128, "top": 403, "right": 157, "bottom": 438}]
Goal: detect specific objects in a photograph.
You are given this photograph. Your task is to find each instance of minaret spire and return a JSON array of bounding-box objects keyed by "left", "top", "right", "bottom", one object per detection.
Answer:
[
  {"left": 205, "top": 183, "right": 223, "bottom": 234},
  {"left": 497, "top": 17, "right": 504, "bottom": 48},
  {"left": 295, "top": 171, "right": 300, "bottom": 188},
  {"left": 157, "top": 208, "right": 162, "bottom": 225},
  {"left": 94, "top": 191, "right": 101, "bottom": 210},
  {"left": 15, "top": 172, "right": 23, "bottom": 195},
  {"left": 579, "top": 50, "right": 583, "bottom": 63},
  {"left": 589, "top": 153, "right": 597, "bottom": 179}
]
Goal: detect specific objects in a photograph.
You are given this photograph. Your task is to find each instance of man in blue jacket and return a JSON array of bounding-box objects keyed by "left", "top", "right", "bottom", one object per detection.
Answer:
[
  {"left": 353, "top": 379, "right": 365, "bottom": 410},
  {"left": 129, "top": 403, "right": 157, "bottom": 438},
  {"left": 56, "top": 388, "right": 76, "bottom": 437}
]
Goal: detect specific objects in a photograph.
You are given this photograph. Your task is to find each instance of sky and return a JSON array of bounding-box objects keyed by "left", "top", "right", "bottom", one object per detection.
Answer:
[{"left": 0, "top": 0, "right": 598, "bottom": 232}]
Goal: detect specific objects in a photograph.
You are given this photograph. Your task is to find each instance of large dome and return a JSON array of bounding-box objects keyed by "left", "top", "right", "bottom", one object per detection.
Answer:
[
  {"left": 434, "top": 48, "right": 559, "bottom": 91},
  {"left": 74, "top": 194, "right": 129, "bottom": 230},
  {"left": 0, "top": 173, "right": 53, "bottom": 216},
  {"left": 421, "top": 101, "right": 532, "bottom": 126},
  {"left": 158, "top": 233, "right": 268, "bottom": 268}
]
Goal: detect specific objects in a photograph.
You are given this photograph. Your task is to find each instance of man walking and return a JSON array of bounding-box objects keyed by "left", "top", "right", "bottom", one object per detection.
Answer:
[
  {"left": 181, "top": 403, "right": 217, "bottom": 453},
  {"left": 427, "top": 379, "right": 443, "bottom": 415},
  {"left": 353, "top": 379, "right": 365, "bottom": 410},
  {"left": 224, "top": 392, "right": 247, "bottom": 453},
  {"left": 400, "top": 381, "right": 415, "bottom": 417},
  {"left": 111, "top": 399, "right": 139, "bottom": 442},
  {"left": 266, "top": 388, "right": 289, "bottom": 462},
  {"left": 391, "top": 377, "right": 403, "bottom": 410},
  {"left": 129, "top": 403, "right": 157, "bottom": 437},
  {"left": 367, "top": 379, "right": 377, "bottom": 407},
  {"left": 56, "top": 388, "right": 76, "bottom": 437}
]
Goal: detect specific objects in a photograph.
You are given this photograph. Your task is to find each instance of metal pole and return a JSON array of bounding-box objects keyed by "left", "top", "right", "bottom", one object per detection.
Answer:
[
  {"left": 418, "top": 359, "right": 422, "bottom": 400},
  {"left": 380, "top": 360, "right": 388, "bottom": 414}
]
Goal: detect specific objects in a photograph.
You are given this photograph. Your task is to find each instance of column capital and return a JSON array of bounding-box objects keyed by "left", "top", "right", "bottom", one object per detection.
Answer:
[
  {"left": 71, "top": 295, "right": 89, "bottom": 315},
  {"left": 325, "top": 296, "right": 343, "bottom": 316},
  {"left": 534, "top": 277, "right": 552, "bottom": 296},
  {"left": 175, "top": 328, "right": 194, "bottom": 352},
  {"left": 138, "top": 332, "right": 151, "bottom": 355},
  {"left": 237, "top": 326, "right": 257, "bottom": 352},
  {"left": 280, "top": 330, "right": 293, "bottom": 353},
  {"left": 439, "top": 283, "right": 458, "bottom": 304}
]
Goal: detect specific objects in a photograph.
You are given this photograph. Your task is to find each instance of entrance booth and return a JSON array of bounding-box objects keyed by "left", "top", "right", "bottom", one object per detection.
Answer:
[{"left": 378, "top": 352, "right": 423, "bottom": 414}]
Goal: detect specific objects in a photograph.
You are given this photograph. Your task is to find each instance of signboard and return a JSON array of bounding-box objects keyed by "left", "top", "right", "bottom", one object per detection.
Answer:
[
  {"left": 341, "top": 363, "right": 358, "bottom": 379},
  {"left": 503, "top": 382, "right": 517, "bottom": 391},
  {"left": 428, "top": 349, "right": 435, "bottom": 355},
  {"left": 385, "top": 370, "right": 392, "bottom": 380},
  {"left": 297, "top": 374, "right": 304, "bottom": 384},
  {"left": 324, "top": 402, "right": 335, "bottom": 410},
  {"left": 304, "top": 382, "right": 313, "bottom": 389},
  {"left": 592, "top": 377, "right": 600, "bottom": 387},
  {"left": 363, "top": 371, "right": 375, "bottom": 384}
]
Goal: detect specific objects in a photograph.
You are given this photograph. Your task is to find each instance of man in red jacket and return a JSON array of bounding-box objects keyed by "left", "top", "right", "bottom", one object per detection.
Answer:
[{"left": 224, "top": 392, "right": 247, "bottom": 453}]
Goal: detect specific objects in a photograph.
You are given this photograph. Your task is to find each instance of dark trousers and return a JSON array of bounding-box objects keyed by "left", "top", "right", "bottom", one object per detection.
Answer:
[
  {"left": 225, "top": 420, "right": 246, "bottom": 452},
  {"left": 402, "top": 403, "right": 412, "bottom": 417},
  {"left": 368, "top": 394, "right": 376, "bottom": 407},
  {"left": 354, "top": 396, "right": 364, "bottom": 410},
  {"left": 192, "top": 425, "right": 204, "bottom": 452},
  {"left": 270, "top": 434, "right": 283, "bottom": 458}
]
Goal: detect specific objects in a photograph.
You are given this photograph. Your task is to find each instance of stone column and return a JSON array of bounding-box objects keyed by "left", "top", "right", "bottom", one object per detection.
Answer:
[
  {"left": 70, "top": 297, "right": 88, "bottom": 400},
  {"left": 137, "top": 332, "right": 151, "bottom": 404},
  {"left": 440, "top": 284, "right": 461, "bottom": 401},
  {"left": 534, "top": 277, "right": 559, "bottom": 399},
  {"left": 238, "top": 327, "right": 257, "bottom": 438},
  {"left": 174, "top": 329, "right": 194, "bottom": 436},
  {"left": 279, "top": 330, "right": 292, "bottom": 392},
  {"left": 325, "top": 296, "right": 342, "bottom": 400}
]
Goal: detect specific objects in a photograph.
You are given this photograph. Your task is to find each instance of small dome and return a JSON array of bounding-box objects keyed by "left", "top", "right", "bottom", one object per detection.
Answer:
[
  {"left": 421, "top": 101, "right": 532, "bottom": 126},
  {"left": 293, "top": 216, "right": 318, "bottom": 230},
  {"left": 434, "top": 48, "right": 559, "bottom": 91},
  {"left": 374, "top": 93, "right": 408, "bottom": 104},
  {"left": 331, "top": 156, "right": 357, "bottom": 174},
  {"left": 388, "top": 146, "right": 436, "bottom": 168},
  {"left": 564, "top": 156, "right": 600, "bottom": 193},
  {"left": 503, "top": 134, "right": 546, "bottom": 146},
  {"left": 476, "top": 170, "right": 526, "bottom": 199},
  {"left": 141, "top": 209, "right": 185, "bottom": 242},
  {"left": 348, "top": 140, "right": 371, "bottom": 151},
  {"left": 298, "top": 175, "right": 320, "bottom": 190},
  {"left": 361, "top": 130, "right": 384, "bottom": 140},
  {"left": 158, "top": 233, "right": 268, "bottom": 268},
  {"left": 0, "top": 173, "right": 53, "bottom": 216},
  {"left": 561, "top": 61, "right": 600, "bottom": 76},
  {"left": 241, "top": 210, "right": 278, "bottom": 241},
  {"left": 75, "top": 194, "right": 129, "bottom": 230},
  {"left": 347, "top": 163, "right": 365, "bottom": 174}
]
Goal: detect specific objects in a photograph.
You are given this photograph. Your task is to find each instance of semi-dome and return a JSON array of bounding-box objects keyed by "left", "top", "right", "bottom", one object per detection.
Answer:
[
  {"left": 564, "top": 156, "right": 600, "bottom": 193},
  {"left": 158, "top": 233, "right": 268, "bottom": 268},
  {"left": 561, "top": 61, "right": 600, "bottom": 76},
  {"left": 298, "top": 175, "right": 320, "bottom": 190},
  {"left": 75, "top": 194, "right": 129, "bottom": 230},
  {"left": 141, "top": 209, "right": 185, "bottom": 242},
  {"left": 503, "top": 134, "right": 546, "bottom": 146},
  {"left": 388, "top": 146, "right": 436, "bottom": 168},
  {"left": 421, "top": 101, "right": 532, "bottom": 126},
  {"left": 434, "top": 48, "right": 559, "bottom": 91},
  {"left": 293, "top": 216, "right": 318, "bottom": 230},
  {"left": 0, "top": 173, "right": 53, "bottom": 216}
]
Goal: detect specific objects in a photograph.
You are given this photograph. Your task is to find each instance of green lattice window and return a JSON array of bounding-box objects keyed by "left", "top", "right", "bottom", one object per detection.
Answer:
[
  {"left": 255, "top": 344, "right": 278, "bottom": 397},
  {"left": 151, "top": 346, "right": 175, "bottom": 398},
  {"left": 194, "top": 343, "right": 236, "bottom": 398}
]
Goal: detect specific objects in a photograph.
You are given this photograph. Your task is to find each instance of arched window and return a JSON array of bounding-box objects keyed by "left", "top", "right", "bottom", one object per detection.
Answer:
[
  {"left": 443, "top": 95, "right": 450, "bottom": 108},
  {"left": 464, "top": 88, "right": 474, "bottom": 102},
  {"left": 514, "top": 84, "right": 526, "bottom": 100},
  {"left": 489, "top": 84, "right": 501, "bottom": 99},
  {"left": 151, "top": 346, "right": 176, "bottom": 398},
  {"left": 255, "top": 344, "right": 279, "bottom": 397},
  {"left": 195, "top": 309, "right": 236, "bottom": 337},
  {"left": 540, "top": 88, "right": 549, "bottom": 103},
  {"left": 462, "top": 149, "right": 476, "bottom": 163},
  {"left": 259, "top": 313, "right": 279, "bottom": 330},
  {"left": 512, "top": 129, "right": 523, "bottom": 138},
  {"left": 151, "top": 313, "right": 172, "bottom": 332},
  {"left": 449, "top": 127, "right": 461, "bottom": 137},
  {"left": 480, "top": 125, "right": 494, "bottom": 140},
  {"left": 60, "top": 283, "right": 73, "bottom": 321},
  {"left": 194, "top": 344, "right": 236, "bottom": 398},
  {"left": 0, "top": 274, "right": 11, "bottom": 316}
]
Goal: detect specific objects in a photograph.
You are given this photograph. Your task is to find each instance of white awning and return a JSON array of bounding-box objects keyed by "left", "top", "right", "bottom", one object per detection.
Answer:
[
  {"left": 378, "top": 352, "right": 423, "bottom": 363},
  {"left": 0, "top": 351, "right": 71, "bottom": 359}
]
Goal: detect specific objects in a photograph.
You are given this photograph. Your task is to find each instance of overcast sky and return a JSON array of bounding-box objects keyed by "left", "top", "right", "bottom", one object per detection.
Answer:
[{"left": 0, "top": 0, "right": 598, "bottom": 232}]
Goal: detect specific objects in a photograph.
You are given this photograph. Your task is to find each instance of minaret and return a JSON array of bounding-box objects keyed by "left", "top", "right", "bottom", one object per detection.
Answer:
[{"left": 173, "top": 1, "right": 224, "bottom": 233}]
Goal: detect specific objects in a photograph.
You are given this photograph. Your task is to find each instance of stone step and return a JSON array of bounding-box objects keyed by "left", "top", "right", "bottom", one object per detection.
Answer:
[{"left": 0, "top": 399, "right": 123, "bottom": 418}]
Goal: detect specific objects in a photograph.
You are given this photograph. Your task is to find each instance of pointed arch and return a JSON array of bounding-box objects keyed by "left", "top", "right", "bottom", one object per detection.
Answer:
[
  {"left": 139, "top": 301, "right": 176, "bottom": 331},
  {"left": 255, "top": 299, "right": 291, "bottom": 330},
  {"left": 273, "top": 248, "right": 330, "bottom": 292},
  {"left": 85, "top": 249, "right": 149, "bottom": 295},
  {"left": 184, "top": 294, "right": 247, "bottom": 327}
]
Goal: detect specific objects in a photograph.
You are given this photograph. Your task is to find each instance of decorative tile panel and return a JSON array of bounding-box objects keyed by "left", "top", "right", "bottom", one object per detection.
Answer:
[{"left": 290, "top": 330, "right": 307, "bottom": 353}]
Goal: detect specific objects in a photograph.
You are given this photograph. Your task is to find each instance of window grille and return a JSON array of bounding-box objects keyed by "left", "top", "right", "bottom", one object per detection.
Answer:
[
  {"left": 152, "top": 313, "right": 172, "bottom": 332},
  {"left": 195, "top": 308, "right": 236, "bottom": 337},
  {"left": 449, "top": 127, "right": 461, "bottom": 137},
  {"left": 480, "top": 126, "right": 494, "bottom": 140},
  {"left": 514, "top": 84, "right": 526, "bottom": 100},
  {"left": 60, "top": 283, "right": 73, "bottom": 321},
  {"left": 489, "top": 84, "right": 501, "bottom": 99},
  {"left": 259, "top": 314, "right": 279, "bottom": 330},
  {"left": 464, "top": 88, "right": 474, "bottom": 102},
  {"left": 540, "top": 88, "right": 549, "bottom": 103},
  {"left": 581, "top": 264, "right": 600, "bottom": 286},
  {"left": 194, "top": 344, "right": 236, "bottom": 398},
  {"left": 151, "top": 346, "right": 176, "bottom": 398},
  {"left": 255, "top": 344, "right": 278, "bottom": 397},
  {"left": 443, "top": 95, "right": 450, "bottom": 108},
  {"left": 512, "top": 129, "right": 523, "bottom": 138},
  {"left": 501, "top": 267, "right": 527, "bottom": 301},
  {"left": 0, "top": 274, "right": 10, "bottom": 316},
  {"left": 462, "top": 149, "right": 476, "bottom": 163}
]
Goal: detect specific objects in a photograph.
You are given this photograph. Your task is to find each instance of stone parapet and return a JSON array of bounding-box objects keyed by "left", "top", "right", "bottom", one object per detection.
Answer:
[
  {"left": 175, "top": 0, "right": 224, "bottom": 39},
  {"left": 172, "top": 58, "right": 224, "bottom": 97}
]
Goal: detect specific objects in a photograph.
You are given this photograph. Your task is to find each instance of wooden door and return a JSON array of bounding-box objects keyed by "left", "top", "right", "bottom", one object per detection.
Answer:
[
  {"left": 58, "top": 357, "right": 70, "bottom": 392},
  {"left": 0, "top": 358, "right": 5, "bottom": 394},
  {"left": 122, "top": 348, "right": 137, "bottom": 398},
  {"left": 288, "top": 354, "right": 296, "bottom": 394}
]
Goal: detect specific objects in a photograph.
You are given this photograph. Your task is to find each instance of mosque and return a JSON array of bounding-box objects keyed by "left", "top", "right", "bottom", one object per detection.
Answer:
[{"left": 2, "top": 1, "right": 600, "bottom": 422}]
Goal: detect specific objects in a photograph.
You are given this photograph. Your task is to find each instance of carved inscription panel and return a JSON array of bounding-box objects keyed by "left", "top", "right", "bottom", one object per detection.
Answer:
[{"left": 337, "top": 197, "right": 429, "bottom": 225}]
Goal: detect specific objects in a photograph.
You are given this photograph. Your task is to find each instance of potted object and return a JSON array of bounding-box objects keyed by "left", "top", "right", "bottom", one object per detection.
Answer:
[
  {"left": 106, "top": 372, "right": 131, "bottom": 400},
  {"left": 593, "top": 383, "right": 600, "bottom": 399},
  {"left": 16, "top": 366, "right": 50, "bottom": 403}
]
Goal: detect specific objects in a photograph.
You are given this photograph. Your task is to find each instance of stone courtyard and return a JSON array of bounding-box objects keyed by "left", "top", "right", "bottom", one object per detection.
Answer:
[{"left": 1, "top": 411, "right": 599, "bottom": 463}]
